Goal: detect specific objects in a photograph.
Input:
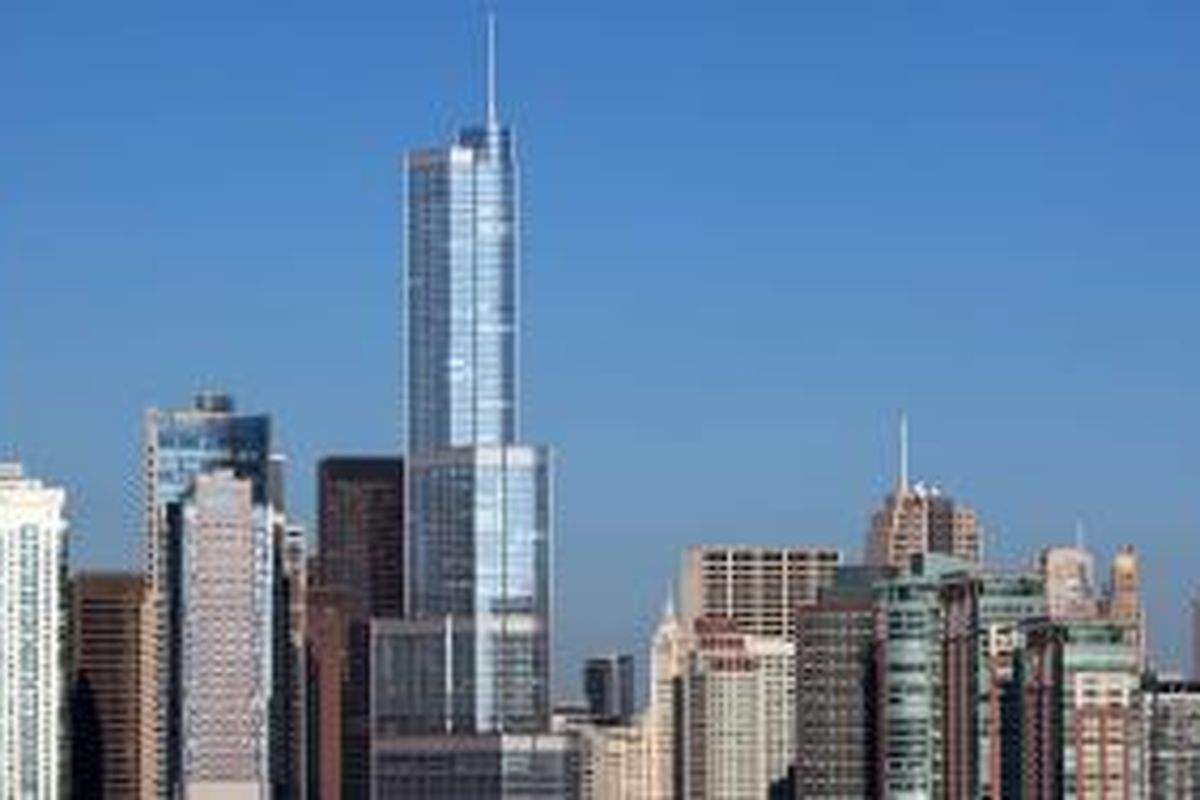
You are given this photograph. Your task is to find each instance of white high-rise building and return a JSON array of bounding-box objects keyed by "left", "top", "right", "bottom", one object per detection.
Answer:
[
  {"left": 0, "top": 463, "right": 68, "bottom": 799},
  {"left": 646, "top": 597, "right": 689, "bottom": 800}
]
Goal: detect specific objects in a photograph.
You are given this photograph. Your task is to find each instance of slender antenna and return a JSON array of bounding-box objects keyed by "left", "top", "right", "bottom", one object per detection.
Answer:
[
  {"left": 486, "top": 10, "right": 498, "bottom": 128},
  {"left": 1075, "top": 518, "right": 1086, "bottom": 551},
  {"left": 898, "top": 411, "right": 910, "bottom": 493}
]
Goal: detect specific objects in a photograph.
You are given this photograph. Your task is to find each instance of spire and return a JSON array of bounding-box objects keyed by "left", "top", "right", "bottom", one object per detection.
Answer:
[
  {"left": 1074, "top": 518, "right": 1086, "bottom": 551},
  {"left": 898, "top": 411, "right": 910, "bottom": 494},
  {"left": 485, "top": 10, "right": 498, "bottom": 129}
]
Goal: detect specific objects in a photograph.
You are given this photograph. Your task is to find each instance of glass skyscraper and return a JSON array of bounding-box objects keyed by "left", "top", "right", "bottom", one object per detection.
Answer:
[
  {"left": 371, "top": 18, "right": 574, "bottom": 799},
  {"left": 394, "top": 16, "right": 551, "bottom": 737}
]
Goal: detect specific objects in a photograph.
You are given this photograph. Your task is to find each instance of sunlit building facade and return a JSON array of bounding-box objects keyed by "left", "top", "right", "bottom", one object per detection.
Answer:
[{"left": 0, "top": 464, "right": 68, "bottom": 800}]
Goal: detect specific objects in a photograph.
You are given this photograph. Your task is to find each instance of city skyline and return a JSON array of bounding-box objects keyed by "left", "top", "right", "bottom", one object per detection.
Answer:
[{"left": 3, "top": 0, "right": 1200, "bottom": 693}]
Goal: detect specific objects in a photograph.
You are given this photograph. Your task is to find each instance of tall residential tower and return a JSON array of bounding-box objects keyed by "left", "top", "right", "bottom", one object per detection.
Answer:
[{"left": 0, "top": 464, "right": 68, "bottom": 800}]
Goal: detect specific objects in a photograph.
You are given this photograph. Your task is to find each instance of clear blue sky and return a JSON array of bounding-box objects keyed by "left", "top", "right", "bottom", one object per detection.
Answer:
[{"left": 3, "top": 1, "right": 1199, "bottom": 692}]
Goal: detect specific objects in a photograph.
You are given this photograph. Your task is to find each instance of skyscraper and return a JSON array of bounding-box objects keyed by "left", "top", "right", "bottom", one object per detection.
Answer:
[
  {"left": 678, "top": 545, "right": 841, "bottom": 639},
  {"left": 865, "top": 417, "right": 981, "bottom": 568},
  {"left": 794, "top": 567, "right": 887, "bottom": 800},
  {"left": 646, "top": 596, "right": 688, "bottom": 800},
  {"left": 0, "top": 463, "right": 68, "bottom": 800},
  {"left": 316, "top": 457, "right": 404, "bottom": 618},
  {"left": 1015, "top": 618, "right": 1144, "bottom": 799},
  {"left": 874, "top": 552, "right": 976, "bottom": 799},
  {"left": 401, "top": 10, "right": 550, "bottom": 734},
  {"left": 1142, "top": 678, "right": 1200, "bottom": 798},
  {"left": 309, "top": 456, "right": 404, "bottom": 799},
  {"left": 583, "top": 654, "right": 636, "bottom": 725},
  {"left": 143, "top": 392, "right": 272, "bottom": 797},
  {"left": 370, "top": 17, "right": 573, "bottom": 798},
  {"left": 1039, "top": 542, "right": 1099, "bottom": 618},
  {"left": 71, "top": 572, "right": 147, "bottom": 800},
  {"left": 179, "top": 471, "right": 273, "bottom": 798}
]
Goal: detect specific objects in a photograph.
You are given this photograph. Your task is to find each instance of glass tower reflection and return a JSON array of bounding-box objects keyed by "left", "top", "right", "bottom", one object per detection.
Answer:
[{"left": 401, "top": 28, "right": 551, "bottom": 735}]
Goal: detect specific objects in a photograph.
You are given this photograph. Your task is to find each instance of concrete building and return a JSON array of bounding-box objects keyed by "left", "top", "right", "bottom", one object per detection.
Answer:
[
  {"left": 1192, "top": 594, "right": 1200, "bottom": 682},
  {"left": 1016, "top": 618, "right": 1144, "bottom": 799},
  {"left": 0, "top": 464, "right": 68, "bottom": 799},
  {"left": 681, "top": 616, "right": 765, "bottom": 799},
  {"left": 552, "top": 712, "right": 648, "bottom": 800},
  {"left": 679, "top": 545, "right": 841, "bottom": 639},
  {"left": 794, "top": 567, "right": 887, "bottom": 799},
  {"left": 179, "top": 471, "right": 273, "bottom": 799},
  {"left": 1106, "top": 546, "right": 1146, "bottom": 668},
  {"left": 865, "top": 417, "right": 981, "bottom": 568},
  {"left": 142, "top": 392, "right": 272, "bottom": 798},
  {"left": 676, "top": 615, "right": 795, "bottom": 799},
  {"left": 1143, "top": 678, "right": 1200, "bottom": 799},
  {"left": 584, "top": 654, "right": 636, "bottom": 725},
  {"left": 646, "top": 596, "right": 689, "bottom": 800},
  {"left": 71, "top": 572, "right": 147, "bottom": 800},
  {"left": 1039, "top": 544, "right": 1099, "bottom": 619}
]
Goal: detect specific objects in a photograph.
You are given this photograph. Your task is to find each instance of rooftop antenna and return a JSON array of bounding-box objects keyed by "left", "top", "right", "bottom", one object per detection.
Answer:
[
  {"left": 1074, "top": 518, "right": 1086, "bottom": 551},
  {"left": 486, "top": 10, "right": 498, "bottom": 129},
  {"left": 898, "top": 411, "right": 910, "bottom": 494}
]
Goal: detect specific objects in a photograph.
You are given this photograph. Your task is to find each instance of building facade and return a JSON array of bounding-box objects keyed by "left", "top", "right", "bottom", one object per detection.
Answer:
[
  {"left": 866, "top": 482, "right": 981, "bottom": 569},
  {"left": 679, "top": 545, "right": 841, "bottom": 639},
  {"left": 1016, "top": 618, "right": 1144, "bottom": 799},
  {"left": 1143, "top": 678, "right": 1200, "bottom": 799},
  {"left": 941, "top": 571, "right": 1044, "bottom": 799},
  {"left": 1039, "top": 545, "right": 1099, "bottom": 619},
  {"left": 309, "top": 457, "right": 404, "bottom": 799},
  {"left": 142, "top": 392, "right": 272, "bottom": 797},
  {"left": 584, "top": 654, "right": 636, "bottom": 725},
  {"left": 794, "top": 567, "right": 886, "bottom": 799},
  {"left": 179, "top": 471, "right": 273, "bottom": 798},
  {"left": 875, "top": 553, "right": 976, "bottom": 799},
  {"left": 0, "top": 464, "right": 68, "bottom": 799},
  {"left": 71, "top": 572, "right": 147, "bottom": 800}
]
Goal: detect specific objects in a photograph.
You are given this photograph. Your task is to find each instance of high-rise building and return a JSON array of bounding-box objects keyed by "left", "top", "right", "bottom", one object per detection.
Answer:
[
  {"left": 1142, "top": 678, "right": 1200, "bottom": 798},
  {"left": 552, "top": 711, "right": 648, "bottom": 800},
  {"left": 865, "top": 417, "right": 981, "bottom": 568},
  {"left": 941, "top": 571, "right": 1044, "bottom": 799},
  {"left": 646, "top": 596, "right": 689, "bottom": 800},
  {"left": 679, "top": 545, "right": 841, "bottom": 639},
  {"left": 794, "top": 567, "right": 887, "bottom": 800},
  {"left": 178, "top": 470, "right": 273, "bottom": 798},
  {"left": 0, "top": 463, "right": 68, "bottom": 799},
  {"left": 371, "top": 16, "right": 572, "bottom": 797},
  {"left": 316, "top": 457, "right": 404, "bottom": 617},
  {"left": 874, "top": 552, "right": 977, "bottom": 799},
  {"left": 1015, "top": 618, "right": 1144, "bottom": 799},
  {"left": 309, "top": 457, "right": 403, "bottom": 799},
  {"left": 1039, "top": 543, "right": 1099, "bottom": 619},
  {"left": 273, "top": 520, "right": 307, "bottom": 800},
  {"left": 678, "top": 616, "right": 793, "bottom": 799},
  {"left": 1106, "top": 546, "right": 1145, "bottom": 667},
  {"left": 584, "top": 654, "right": 636, "bottom": 725},
  {"left": 142, "top": 392, "right": 272, "bottom": 797},
  {"left": 71, "top": 572, "right": 147, "bottom": 800}
]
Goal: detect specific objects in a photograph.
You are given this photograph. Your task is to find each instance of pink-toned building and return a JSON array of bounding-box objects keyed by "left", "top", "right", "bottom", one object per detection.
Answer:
[{"left": 180, "top": 471, "right": 272, "bottom": 799}]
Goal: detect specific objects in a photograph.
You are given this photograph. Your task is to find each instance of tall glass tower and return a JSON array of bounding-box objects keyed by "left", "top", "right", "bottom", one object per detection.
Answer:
[{"left": 397, "top": 16, "right": 551, "bottom": 736}]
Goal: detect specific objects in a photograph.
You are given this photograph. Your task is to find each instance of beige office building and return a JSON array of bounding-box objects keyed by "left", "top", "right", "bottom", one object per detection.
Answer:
[
  {"left": 679, "top": 545, "right": 840, "bottom": 639},
  {"left": 180, "top": 471, "right": 272, "bottom": 798},
  {"left": 865, "top": 417, "right": 982, "bottom": 568}
]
